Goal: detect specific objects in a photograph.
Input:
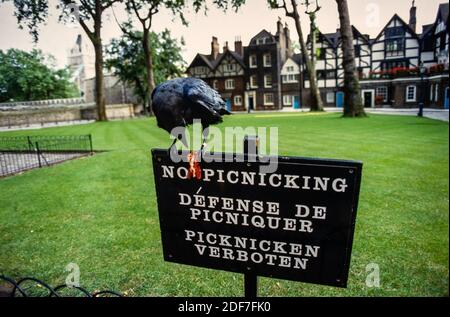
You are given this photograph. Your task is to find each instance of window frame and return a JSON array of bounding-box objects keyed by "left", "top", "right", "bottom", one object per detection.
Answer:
[
  {"left": 263, "top": 53, "right": 272, "bottom": 67},
  {"left": 249, "top": 55, "right": 257, "bottom": 68},
  {"left": 406, "top": 85, "right": 417, "bottom": 102},
  {"left": 283, "top": 95, "right": 292, "bottom": 106},
  {"left": 234, "top": 95, "right": 243, "bottom": 106},
  {"left": 264, "top": 93, "right": 274, "bottom": 105},
  {"left": 225, "top": 79, "right": 235, "bottom": 90},
  {"left": 250, "top": 75, "right": 258, "bottom": 89},
  {"left": 264, "top": 74, "right": 273, "bottom": 88},
  {"left": 377, "top": 86, "right": 388, "bottom": 103}
]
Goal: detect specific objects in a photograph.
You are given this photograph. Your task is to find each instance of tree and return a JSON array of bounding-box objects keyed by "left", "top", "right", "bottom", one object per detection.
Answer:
[
  {"left": 105, "top": 29, "right": 185, "bottom": 109},
  {"left": 268, "top": 0, "right": 324, "bottom": 111},
  {"left": 113, "top": 0, "right": 245, "bottom": 116},
  {"left": 5, "top": 0, "right": 121, "bottom": 121},
  {"left": 0, "top": 49, "right": 79, "bottom": 102},
  {"left": 335, "top": 0, "right": 366, "bottom": 117}
]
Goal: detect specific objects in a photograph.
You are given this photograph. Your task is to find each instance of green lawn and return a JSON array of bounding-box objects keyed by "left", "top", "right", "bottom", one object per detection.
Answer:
[{"left": 0, "top": 113, "right": 448, "bottom": 297}]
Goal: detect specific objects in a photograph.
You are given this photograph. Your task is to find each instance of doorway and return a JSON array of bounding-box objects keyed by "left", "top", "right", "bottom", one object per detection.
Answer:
[
  {"left": 362, "top": 90, "right": 375, "bottom": 108},
  {"left": 336, "top": 92, "right": 344, "bottom": 108},
  {"left": 293, "top": 96, "right": 300, "bottom": 109},
  {"left": 445, "top": 87, "right": 449, "bottom": 109}
]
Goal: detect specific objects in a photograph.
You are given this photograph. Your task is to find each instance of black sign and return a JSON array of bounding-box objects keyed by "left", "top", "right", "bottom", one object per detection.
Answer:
[{"left": 151, "top": 149, "right": 363, "bottom": 288}]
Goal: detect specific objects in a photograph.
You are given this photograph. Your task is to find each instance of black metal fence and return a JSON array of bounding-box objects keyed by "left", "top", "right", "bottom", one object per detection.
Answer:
[
  {"left": 0, "top": 275, "right": 122, "bottom": 297},
  {"left": 0, "top": 135, "right": 93, "bottom": 177}
]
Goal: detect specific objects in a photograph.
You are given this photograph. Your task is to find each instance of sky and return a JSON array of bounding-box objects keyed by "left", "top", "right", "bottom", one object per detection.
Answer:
[{"left": 0, "top": 0, "right": 445, "bottom": 68}]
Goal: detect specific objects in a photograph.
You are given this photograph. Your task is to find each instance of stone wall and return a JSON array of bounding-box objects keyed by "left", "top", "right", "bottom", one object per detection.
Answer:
[{"left": 0, "top": 104, "right": 136, "bottom": 128}]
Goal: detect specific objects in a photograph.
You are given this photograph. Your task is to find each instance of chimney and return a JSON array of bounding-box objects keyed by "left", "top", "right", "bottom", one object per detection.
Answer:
[
  {"left": 284, "top": 23, "right": 290, "bottom": 39},
  {"left": 211, "top": 36, "right": 220, "bottom": 59},
  {"left": 277, "top": 17, "right": 283, "bottom": 35},
  {"left": 234, "top": 36, "right": 243, "bottom": 56},
  {"left": 223, "top": 41, "right": 229, "bottom": 53},
  {"left": 409, "top": 0, "right": 417, "bottom": 33}
]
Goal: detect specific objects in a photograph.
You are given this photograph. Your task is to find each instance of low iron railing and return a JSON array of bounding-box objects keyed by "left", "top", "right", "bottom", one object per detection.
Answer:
[
  {"left": 0, "top": 135, "right": 93, "bottom": 177},
  {"left": 0, "top": 275, "right": 122, "bottom": 297}
]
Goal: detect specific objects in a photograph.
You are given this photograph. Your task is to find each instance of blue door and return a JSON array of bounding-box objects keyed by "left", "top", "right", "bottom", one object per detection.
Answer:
[
  {"left": 226, "top": 98, "right": 232, "bottom": 112},
  {"left": 336, "top": 92, "right": 344, "bottom": 108},
  {"left": 445, "top": 87, "right": 449, "bottom": 110},
  {"left": 293, "top": 96, "right": 300, "bottom": 109}
]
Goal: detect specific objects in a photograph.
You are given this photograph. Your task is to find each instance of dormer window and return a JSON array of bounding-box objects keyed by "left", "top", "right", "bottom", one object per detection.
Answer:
[
  {"left": 226, "top": 64, "right": 235, "bottom": 72},
  {"left": 385, "top": 26, "right": 405, "bottom": 38},
  {"left": 257, "top": 37, "right": 266, "bottom": 45}
]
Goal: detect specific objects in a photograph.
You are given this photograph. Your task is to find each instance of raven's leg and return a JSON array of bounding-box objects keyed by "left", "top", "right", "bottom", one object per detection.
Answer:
[{"left": 199, "top": 125, "right": 209, "bottom": 161}]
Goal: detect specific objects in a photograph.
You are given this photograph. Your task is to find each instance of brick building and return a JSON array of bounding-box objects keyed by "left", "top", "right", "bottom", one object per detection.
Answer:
[{"left": 187, "top": 2, "right": 449, "bottom": 111}]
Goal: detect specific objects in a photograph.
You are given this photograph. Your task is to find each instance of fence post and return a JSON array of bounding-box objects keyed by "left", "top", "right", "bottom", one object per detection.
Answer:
[
  {"left": 88, "top": 134, "right": 93, "bottom": 155},
  {"left": 27, "top": 136, "right": 33, "bottom": 152},
  {"left": 35, "top": 142, "right": 42, "bottom": 168}
]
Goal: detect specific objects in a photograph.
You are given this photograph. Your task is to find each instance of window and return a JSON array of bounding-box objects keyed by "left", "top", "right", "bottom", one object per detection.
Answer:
[
  {"left": 226, "top": 64, "right": 235, "bottom": 72},
  {"left": 195, "top": 66, "right": 207, "bottom": 74},
  {"left": 250, "top": 55, "right": 257, "bottom": 68},
  {"left": 257, "top": 38, "right": 266, "bottom": 45},
  {"left": 435, "top": 84, "right": 439, "bottom": 102},
  {"left": 283, "top": 95, "right": 292, "bottom": 106},
  {"left": 377, "top": 87, "right": 388, "bottom": 102},
  {"left": 264, "top": 53, "right": 272, "bottom": 67},
  {"left": 430, "top": 84, "right": 434, "bottom": 101},
  {"left": 225, "top": 79, "right": 235, "bottom": 90},
  {"left": 326, "top": 70, "right": 336, "bottom": 79},
  {"left": 250, "top": 75, "right": 258, "bottom": 88},
  {"left": 264, "top": 75, "right": 272, "bottom": 88},
  {"left": 326, "top": 92, "right": 335, "bottom": 103},
  {"left": 386, "top": 39, "right": 404, "bottom": 57},
  {"left": 385, "top": 26, "right": 405, "bottom": 38},
  {"left": 284, "top": 74, "right": 299, "bottom": 83},
  {"left": 264, "top": 93, "right": 274, "bottom": 105},
  {"left": 406, "top": 85, "right": 416, "bottom": 102},
  {"left": 213, "top": 80, "right": 219, "bottom": 90},
  {"left": 287, "top": 66, "right": 294, "bottom": 72},
  {"left": 234, "top": 95, "right": 242, "bottom": 106}
]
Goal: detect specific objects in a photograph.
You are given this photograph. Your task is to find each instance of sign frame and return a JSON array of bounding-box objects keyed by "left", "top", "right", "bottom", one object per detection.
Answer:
[{"left": 151, "top": 148, "right": 363, "bottom": 289}]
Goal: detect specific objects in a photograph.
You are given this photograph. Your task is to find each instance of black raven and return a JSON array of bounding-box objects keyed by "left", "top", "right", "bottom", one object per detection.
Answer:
[{"left": 151, "top": 77, "right": 231, "bottom": 151}]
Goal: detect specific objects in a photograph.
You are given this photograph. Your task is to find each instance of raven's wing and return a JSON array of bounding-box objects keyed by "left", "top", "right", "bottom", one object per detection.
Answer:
[{"left": 183, "top": 81, "right": 227, "bottom": 125}]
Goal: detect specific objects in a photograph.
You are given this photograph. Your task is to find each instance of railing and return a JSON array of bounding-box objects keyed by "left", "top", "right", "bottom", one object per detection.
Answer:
[
  {"left": 0, "top": 97, "right": 85, "bottom": 110},
  {"left": 0, "top": 135, "right": 93, "bottom": 177},
  {"left": 0, "top": 275, "right": 122, "bottom": 297}
]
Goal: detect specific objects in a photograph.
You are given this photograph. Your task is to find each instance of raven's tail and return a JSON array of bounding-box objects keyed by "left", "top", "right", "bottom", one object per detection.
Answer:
[{"left": 219, "top": 108, "right": 232, "bottom": 116}]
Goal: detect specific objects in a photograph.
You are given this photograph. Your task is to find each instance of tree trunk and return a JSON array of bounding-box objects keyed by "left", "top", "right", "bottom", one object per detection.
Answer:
[
  {"left": 92, "top": 2, "right": 107, "bottom": 122},
  {"left": 290, "top": 0, "right": 324, "bottom": 112},
  {"left": 142, "top": 28, "right": 155, "bottom": 116},
  {"left": 94, "top": 40, "right": 107, "bottom": 121},
  {"left": 336, "top": 0, "right": 366, "bottom": 117}
]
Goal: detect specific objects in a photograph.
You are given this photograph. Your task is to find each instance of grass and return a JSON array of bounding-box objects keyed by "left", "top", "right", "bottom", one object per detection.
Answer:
[{"left": 0, "top": 112, "right": 448, "bottom": 297}]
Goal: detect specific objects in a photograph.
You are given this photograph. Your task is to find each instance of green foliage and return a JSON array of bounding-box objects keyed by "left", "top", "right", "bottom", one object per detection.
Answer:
[
  {"left": 0, "top": 49, "right": 79, "bottom": 102},
  {"left": 105, "top": 29, "right": 185, "bottom": 103},
  {"left": 0, "top": 114, "right": 448, "bottom": 296}
]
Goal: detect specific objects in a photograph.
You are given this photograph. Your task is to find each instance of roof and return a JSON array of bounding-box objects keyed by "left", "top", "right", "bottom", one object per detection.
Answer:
[
  {"left": 438, "top": 3, "right": 449, "bottom": 22},
  {"left": 312, "top": 26, "right": 370, "bottom": 48},
  {"left": 373, "top": 14, "right": 419, "bottom": 42},
  {"left": 187, "top": 49, "right": 245, "bottom": 72},
  {"left": 419, "top": 23, "right": 434, "bottom": 39},
  {"left": 248, "top": 29, "right": 276, "bottom": 46}
]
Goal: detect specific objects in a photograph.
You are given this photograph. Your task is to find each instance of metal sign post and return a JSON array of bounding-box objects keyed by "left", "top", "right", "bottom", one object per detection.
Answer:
[{"left": 243, "top": 135, "right": 259, "bottom": 298}]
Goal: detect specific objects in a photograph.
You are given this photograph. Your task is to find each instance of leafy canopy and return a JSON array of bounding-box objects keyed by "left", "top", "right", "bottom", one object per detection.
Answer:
[
  {"left": 105, "top": 29, "right": 185, "bottom": 103},
  {"left": 0, "top": 49, "right": 79, "bottom": 102}
]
